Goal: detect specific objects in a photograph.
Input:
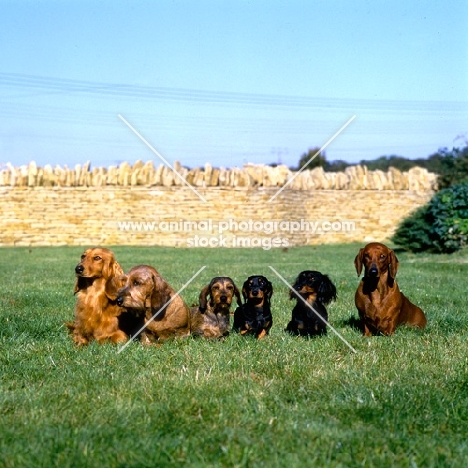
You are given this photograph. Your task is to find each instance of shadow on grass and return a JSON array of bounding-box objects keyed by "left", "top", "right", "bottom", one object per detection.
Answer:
[{"left": 340, "top": 315, "right": 365, "bottom": 334}]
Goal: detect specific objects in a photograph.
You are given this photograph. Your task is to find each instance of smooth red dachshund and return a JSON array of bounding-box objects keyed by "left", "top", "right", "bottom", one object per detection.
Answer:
[{"left": 354, "top": 242, "right": 427, "bottom": 336}]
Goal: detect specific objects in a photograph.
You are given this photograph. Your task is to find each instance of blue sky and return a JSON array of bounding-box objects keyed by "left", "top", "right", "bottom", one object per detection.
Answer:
[{"left": 1, "top": 0, "right": 467, "bottom": 169}]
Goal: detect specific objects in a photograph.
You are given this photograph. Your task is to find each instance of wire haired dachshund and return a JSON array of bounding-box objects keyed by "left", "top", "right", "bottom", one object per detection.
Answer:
[
  {"left": 354, "top": 242, "right": 427, "bottom": 336},
  {"left": 233, "top": 275, "right": 273, "bottom": 339},
  {"left": 190, "top": 277, "right": 242, "bottom": 338},
  {"left": 116, "top": 265, "right": 191, "bottom": 343},
  {"left": 286, "top": 270, "right": 337, "bottom": 337}
]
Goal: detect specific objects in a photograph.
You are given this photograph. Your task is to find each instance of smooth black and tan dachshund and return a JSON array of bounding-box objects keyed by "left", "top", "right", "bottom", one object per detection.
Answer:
[{"left": 234, "top": 275, "right": 273, "bottom": 339}]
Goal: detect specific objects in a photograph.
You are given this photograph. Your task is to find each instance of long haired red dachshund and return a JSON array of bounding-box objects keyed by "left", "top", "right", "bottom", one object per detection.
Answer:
[{"left": 66, "top": 247, "right": 128, "bottom": 345}]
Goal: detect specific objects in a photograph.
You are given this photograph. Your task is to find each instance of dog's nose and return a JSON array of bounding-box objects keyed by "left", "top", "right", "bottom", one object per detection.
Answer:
[
  {"left": 116, "top": 296, "right": 124, "bottom": 306},
  {"left": 220, "top": 295, "right": 227, "bottom": 303},
  {"left": 75, "top": 264, "right": 84, "bottom": 274},
  {"left": 368, "top": 265, "right": 379, "bottom": 277},
  {"left": 252, "top": 290, "right": 259, "bottom": 296}
]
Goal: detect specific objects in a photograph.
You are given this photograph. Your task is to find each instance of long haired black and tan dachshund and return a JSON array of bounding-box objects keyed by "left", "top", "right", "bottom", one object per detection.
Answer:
[
  {"left": 190, "top": 277, "right": 242, "bottom": 338},
  {"left": 233, "top": 275, "right": 273, "bottom": 339},
  {"left": 286, "top": 270, "right": 337, "bottom": 337}
]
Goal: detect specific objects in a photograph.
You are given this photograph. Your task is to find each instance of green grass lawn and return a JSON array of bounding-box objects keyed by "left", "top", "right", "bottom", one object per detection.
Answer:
[{"left": 1, "top": 244, "right": 467, "bottom": 467}]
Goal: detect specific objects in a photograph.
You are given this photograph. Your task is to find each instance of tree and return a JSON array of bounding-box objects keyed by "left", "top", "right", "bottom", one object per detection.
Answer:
[
  {"left": 359, "top": 155, "right": 419, "bottom": 172},
  {"left": 294, "top": 144, "right": 468, "bottom": 180},
  {"left": 324, "top": 159, "right": 350, "bottom": 172},
  {"left": 297, "top": 148, "right": 327, "bottom": 170}
]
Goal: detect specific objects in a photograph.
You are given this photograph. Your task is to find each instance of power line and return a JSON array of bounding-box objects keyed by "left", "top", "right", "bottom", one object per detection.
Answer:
[{"left": 1, "top": 72, "right": 467, "bottom": 113}]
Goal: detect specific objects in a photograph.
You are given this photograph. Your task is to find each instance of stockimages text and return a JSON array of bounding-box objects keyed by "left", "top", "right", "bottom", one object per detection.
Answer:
[{"left": 117, "top": 218, "right": 356, "bottom": 250}]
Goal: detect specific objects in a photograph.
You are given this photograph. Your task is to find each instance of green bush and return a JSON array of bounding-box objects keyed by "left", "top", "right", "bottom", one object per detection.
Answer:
[
  {"left": 436, "top": 145, "right": 468, "bottom": 189},
  {"left": 393, "top": 182, "right": 468, "bottom": 253},
  {"left": 391, "top": 205, "right": 433, "bottom": 252}
]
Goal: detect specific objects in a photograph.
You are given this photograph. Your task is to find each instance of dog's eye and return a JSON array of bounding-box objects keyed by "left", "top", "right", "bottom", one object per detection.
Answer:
[
  {"left": 133, "top": 280, "right": 141, "bottom": 286},
  {"left": 380, "top": 254, "right": 386, "bottom": 259},
  {"left": 94, "top": 256, "right": 102, "bottom": 261}
]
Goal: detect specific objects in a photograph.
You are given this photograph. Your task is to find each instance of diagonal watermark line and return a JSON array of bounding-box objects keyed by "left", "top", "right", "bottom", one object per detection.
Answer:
[
  {"left": 118, "top": 114, "right": 207, "bottom": 202},
  {"left": 267, "top": 115, "right": 356, "bottom": 203},
  {"left": 268, "top": 266, "right": 357, "bottom": 354},
  {"left": 117, "top": 265, "right": 207, "bottom": 353}
]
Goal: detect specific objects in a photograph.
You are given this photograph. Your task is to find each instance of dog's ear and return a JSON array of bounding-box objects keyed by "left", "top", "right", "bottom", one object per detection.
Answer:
[
  {"left": 241, "top": 280, "right": 249, "bottom": 301},
  {"left": 103, "top": 256, "right": 124, "bottom": 280},
  {"left": 233, "top": 282, "right": 243, "bottom": 306},
  {"left": 289, "top": 281, "right": 296, "bottom": 300},
  {"left": 105, "top": 275, "right": 126, "bottom": 301},
  {"left": 113, "top": 261, "right": 124, "bottom": 277},
  {"left": 354, "top": 248, "right": 364, "bottom": 276},
  {"left": 289, "top": 276, "right": 299, "bottom": 300},
  {"left": 265, "top": 279, "right": 274, "bottom": 302},
  {"left": 150, "top": 273, "right": 172, "bottom": 312},
  {"left": 145, "top": 295, "right": 152, "bottom": 309},
  {"left": 198, "top": 284, "right": 211, "bottom": 312},
  {"left": 388, "top": 250, "right": 399, "bottom": 279},
  {"left": 109, "top": 260, "right": 124, "bottom": 277},
  {"left": 317, "top": 274, "right": 337, "bottom": 305}
]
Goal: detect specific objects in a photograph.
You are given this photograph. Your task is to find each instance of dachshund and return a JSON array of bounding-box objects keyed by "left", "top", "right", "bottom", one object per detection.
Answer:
[
  {"left": 233, "top": 275, "right": 273, "bottom": 339},
  {"left": 66, "top": 247, "right": 128, "bottom": 345},
  {"left": 354, "top": 242, "right": 427, "bottom": 336},
  {"left": 116, "top": 265, "right": 191, "bottom": 343},
  {"left": 190, "top": 277, "right": 242, "bottom": 338},
  {"left": 286, "top": 270, "right": 337, "bottom": 337}
]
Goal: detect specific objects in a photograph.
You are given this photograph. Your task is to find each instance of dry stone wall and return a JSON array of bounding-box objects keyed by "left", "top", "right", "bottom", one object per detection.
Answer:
[
  {"left": 0, "top": 160, "right": 437, "bottom": 191},
  {"left": 0, "top": 161, "right": 436, "bottom": 247}
]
